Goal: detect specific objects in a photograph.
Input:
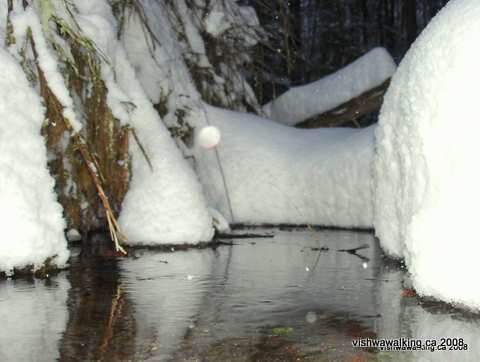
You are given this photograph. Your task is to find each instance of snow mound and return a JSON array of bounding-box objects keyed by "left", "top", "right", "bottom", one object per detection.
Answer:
[
  {"left": 71, "top": 1, "right": 214, "bottom": 244},
  {"left": 195, "top": 105, "right": 374, "bottom": 227},
  {"left": 0, "top": 48, "right": 68, "bottom": 274},
  {"left": 264, "top": 47, "right": 396, "bottom": 126},
  {"left": 375, "top": 0, "right": 480, "bottom": 309}
]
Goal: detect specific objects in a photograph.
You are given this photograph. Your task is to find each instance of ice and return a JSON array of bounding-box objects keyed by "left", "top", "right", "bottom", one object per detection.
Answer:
[
  {"left": 264, "top": 47, "right": 396, "bottom": 126},
  {"left": 375, "top": 0, "right": 480, "bottom": 309},
  {"left": 0, "top": 47, "right": 68, "bottom": 274},
  {"left": 195, "top": 105, "right": 374, "bottom": 227}
]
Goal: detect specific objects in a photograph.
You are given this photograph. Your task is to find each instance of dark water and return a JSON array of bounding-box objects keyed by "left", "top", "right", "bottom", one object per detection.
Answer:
[{"left": 0, "top": 228, "right": 479, "bottom": 361}]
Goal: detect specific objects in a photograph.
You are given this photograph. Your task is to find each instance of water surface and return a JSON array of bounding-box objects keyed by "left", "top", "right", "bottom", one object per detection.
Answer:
[{"left": 0, "top": 228, "right": 478, "bottom": 361}]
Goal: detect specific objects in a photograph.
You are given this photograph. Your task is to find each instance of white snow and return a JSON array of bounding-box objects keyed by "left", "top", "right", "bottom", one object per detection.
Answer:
[
  {"left": 71, "top": 0, "right": 214, "bottom": 244},
  {"left": 209, "top": 207, "right": 231, "bottom": 233},
  {"left": 195, "top": 105, "right": 374, "bottom": 227},
  {"left": 120, "top": 0, "right": 201, "bottom": 105},
  {"left": 11, "top": 6, "right": 82, "bottom": 132},
  {"left": 0, "top": 47, "right": 69, "bottom": 274},
  {"left": 375, "top": 0, "right": 480, "bottom": 309},
  {"left": 264, "top": 47, "right": 396, "bottom": 126}
]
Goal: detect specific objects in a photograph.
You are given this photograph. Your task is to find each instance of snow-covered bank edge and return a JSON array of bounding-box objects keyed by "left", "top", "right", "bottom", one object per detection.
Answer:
[
  {"left": 263, "top": 47, "right": 396, "bottom": 126},
  {"left": 0, "top": 37, "right": 69, "bottom": 275}
]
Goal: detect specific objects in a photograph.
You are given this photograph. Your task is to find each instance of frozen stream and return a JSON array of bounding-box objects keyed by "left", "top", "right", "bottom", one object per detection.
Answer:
[{"left": 0, "top": 228, "right": 479, "bottom": 361}]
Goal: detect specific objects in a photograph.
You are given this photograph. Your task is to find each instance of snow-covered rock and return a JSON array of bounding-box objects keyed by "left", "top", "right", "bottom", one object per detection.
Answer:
[
  {"left": 375, "top": 0, "right": 480, "bottom": 309},
  {"left": 264, "top": 47, "right": 396, "bottom": 126},
  {"left": 195, "top": 105, "right": 374, "bottom": 227},
  {"left": 0, "top": 47, "right": 69, "bottom": 274}
]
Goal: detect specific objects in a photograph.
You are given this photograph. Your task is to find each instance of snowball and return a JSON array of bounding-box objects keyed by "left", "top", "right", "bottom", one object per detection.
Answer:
[
  {"left": 375, "top": 0, "right": 480, "bottom": 310},
  {"left": 197, "top": 126, "right": 221, "bottom": 149}
]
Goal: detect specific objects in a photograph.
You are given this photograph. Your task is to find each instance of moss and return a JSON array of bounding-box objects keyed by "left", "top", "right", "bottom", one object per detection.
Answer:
[{"left": 34, "top": 18, "right": 131, "bottom": 234}]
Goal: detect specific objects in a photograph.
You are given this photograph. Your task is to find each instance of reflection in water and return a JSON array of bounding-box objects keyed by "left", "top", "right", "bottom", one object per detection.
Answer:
[
  {"left": 1, "top": 229, "right": 480, "bottom": 361},
  {"left": 121, "top": 249, "right": 215, "bottom": 361},
  {"left": 0, "top": 275, "right": 70, "bottom": 361},
  {"left": 375, "top": 264, "right": 480, "bottom": 362},
  {"left": 59, "top": 251, "right": 136, "bottom": 361}
]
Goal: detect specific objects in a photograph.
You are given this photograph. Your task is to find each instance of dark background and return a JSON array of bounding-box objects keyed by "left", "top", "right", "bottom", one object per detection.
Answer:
[{"left": 248, "top": 0, "right": 449, "bottom": 103}]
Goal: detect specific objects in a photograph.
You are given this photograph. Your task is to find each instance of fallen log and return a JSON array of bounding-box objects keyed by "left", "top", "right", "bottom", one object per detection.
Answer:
[{"left": 296, "top": 79, "right": 390, "bottom": 128}]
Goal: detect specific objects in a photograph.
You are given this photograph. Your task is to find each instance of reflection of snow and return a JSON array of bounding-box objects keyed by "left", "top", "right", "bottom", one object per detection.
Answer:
[
  {"left": 0, "top": 276, "right": 70, "bottom": 361},
  {"left": 120, "top": 250, "right": 215, "bottom": 360},
  {"left": 375, "top": 266, "right": 480, "bottom": 361},
  {"left": 184, "top": 230, "right": 382, "bottom": 340}
]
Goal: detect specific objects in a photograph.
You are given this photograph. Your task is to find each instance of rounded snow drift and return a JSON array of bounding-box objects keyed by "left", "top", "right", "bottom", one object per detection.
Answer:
[
  {"left": 375, "top": 0, "right": 480, "bottom": 310},
  {"left": 197, "top": 126, "right": 221, "bottom": 149}
]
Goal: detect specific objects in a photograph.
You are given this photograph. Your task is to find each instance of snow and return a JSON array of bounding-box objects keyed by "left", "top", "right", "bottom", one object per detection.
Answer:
[
  {"left": 121, "top": 0, "right": 261, "bottom": 134},
  {"left": 375, "top": 0, "right": 480, "bottom": 309},
  {"left": 120, "top": 0, "right": 201, "bottom": 106},
  {"left": 10, "top": 7, "right": 82, "bottom": 132},
  {"left": 263, "top": 47, "right": 396, "bottom": 126},
  {"left": 71, "top": 0, "right": 214, "bottom": 244},
  {"left": 194, "top": 105, "right": 374, "bottom": 227},
  {"left": 0, "top": 47, "right": 69, "bottom": 274},
  {"left": 209, "top": 207, "right": 231, "bottom": 233}
]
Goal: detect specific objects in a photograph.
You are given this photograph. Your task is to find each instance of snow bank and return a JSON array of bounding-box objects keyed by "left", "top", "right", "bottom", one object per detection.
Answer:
[
  {"left": 70, "top": 1, "right": 214, "bottom": 244},
  {"left": 375, "top": 0, "right": 480, "bottom": 309},
  {"left": 195, "top": 105, "right": 374, "bottom": 227},
  {"left": 0, "top": 48, "right": 68, "bottom": 274},
  {"left": 264, "top": 47, "right": 396, "bottom": 126}
]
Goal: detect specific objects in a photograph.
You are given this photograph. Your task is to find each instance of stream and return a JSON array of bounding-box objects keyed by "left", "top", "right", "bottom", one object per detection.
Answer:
[{"left": 0, "top": 228, "right": 478, "bottom": 361}]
